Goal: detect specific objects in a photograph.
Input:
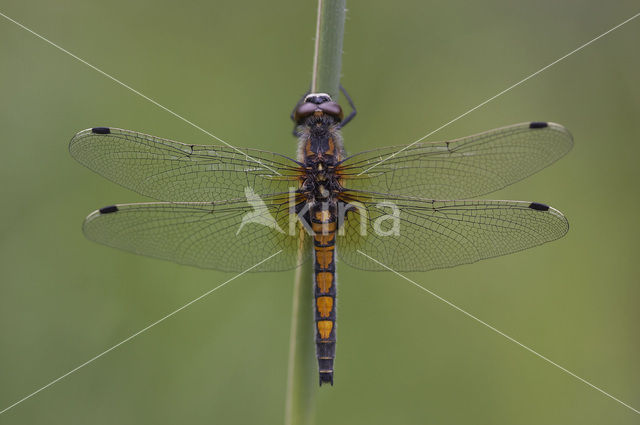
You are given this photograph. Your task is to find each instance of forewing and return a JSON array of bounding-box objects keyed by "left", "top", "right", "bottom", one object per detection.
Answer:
[
  {"left": 70, "top": 127, "right": 302, "bottom": 202},
  {"left": 336, "top": 195, "right": 568, "bottom": 272},
  {"left": 82, "top": 195, "right": 311, "bottom": 272},
  {"left": 339, "top": 122, "right": 572, "bottom": 199}
]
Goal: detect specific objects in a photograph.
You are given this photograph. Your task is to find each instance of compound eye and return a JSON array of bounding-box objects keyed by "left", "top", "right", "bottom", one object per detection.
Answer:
[
  {"left": 294, "top": 102, "right": 318, "bottom": 122},
  {"left": 318, "top": 101, "right": 344, "bottom": 121}
]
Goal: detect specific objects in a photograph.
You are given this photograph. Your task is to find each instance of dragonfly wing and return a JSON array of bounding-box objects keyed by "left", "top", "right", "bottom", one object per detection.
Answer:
[
  {"left": 339, "top": 122, "right": 572, "bottom": 199},
  {"left": 336, "top": 194, "right": 568, "bottom": 272},
  {"left": 82, "top": 194, "right": 311, "bottom": 272},
  {"left": 70, "top": 127, "right": 301, "bottom": 202}
]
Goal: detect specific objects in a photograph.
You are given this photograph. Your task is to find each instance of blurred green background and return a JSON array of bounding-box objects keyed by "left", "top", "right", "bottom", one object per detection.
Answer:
[{"left": 1, "top": 1, "right": 639, "bottom": 424}]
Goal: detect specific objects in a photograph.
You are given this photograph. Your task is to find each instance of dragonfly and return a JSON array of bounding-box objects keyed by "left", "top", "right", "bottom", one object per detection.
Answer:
[{"left": 69, "top": 91, "right": 572, "bottom": 386}]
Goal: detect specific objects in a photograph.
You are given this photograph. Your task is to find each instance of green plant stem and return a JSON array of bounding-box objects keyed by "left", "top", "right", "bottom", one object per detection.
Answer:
[
  {"left": 311, "top": 0, "right": 346, "bottom": 98},
  {"left": 284, "top": 2, "right": 346, "bottom": 425},
  {"left": 284, "top": 256, "right": 315, "bottom": 425}
]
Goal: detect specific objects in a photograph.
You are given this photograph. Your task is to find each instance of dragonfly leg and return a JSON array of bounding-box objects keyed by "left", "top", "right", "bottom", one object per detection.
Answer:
[{"left": 338, "top": 84, "right": 357, "bottom": 129}]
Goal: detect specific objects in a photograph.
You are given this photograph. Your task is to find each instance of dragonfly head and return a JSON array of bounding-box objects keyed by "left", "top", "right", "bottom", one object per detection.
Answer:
[{"left": 294, "top": 93, "right": 344, "bottom": 124}]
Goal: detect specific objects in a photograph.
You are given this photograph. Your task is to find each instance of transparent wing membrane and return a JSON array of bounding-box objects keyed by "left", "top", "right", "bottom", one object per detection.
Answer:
[
  {"left": 337, "top": 194, "right": 568, "bottom": 272},
  {"left": 72, "top": 123, "right": 570, "bottom": 273},
  {"left": 82, "top": 195, "right": 311, "bottom": 272},
  {"left": 70, "top": 127, "right": 302, "bottom": 202},
  {"left": 339, "top": 122, "right": 572, "bottom": 199}
]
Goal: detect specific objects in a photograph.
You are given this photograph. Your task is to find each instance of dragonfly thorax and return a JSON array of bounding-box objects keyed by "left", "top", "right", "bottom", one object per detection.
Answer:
[
  {"left": 300, "top": 160, "right": 342, "bottom": 202},
  {"left": 297, "top": 112, "right": 345, "bottom": 203},
  {"left": 296, "top": 115, "right": 344, "bottom": 163}
]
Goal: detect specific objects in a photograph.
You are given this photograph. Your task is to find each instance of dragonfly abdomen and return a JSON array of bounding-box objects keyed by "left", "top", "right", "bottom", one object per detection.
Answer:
[{"left": 311, "top": 203, "right": 337, "bottom": 386}]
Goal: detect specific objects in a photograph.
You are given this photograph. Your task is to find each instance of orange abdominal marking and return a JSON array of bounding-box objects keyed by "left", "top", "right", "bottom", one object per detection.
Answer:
[
  {"left": 315, "top": 248, "right": 334, "bottom": 269},
  {"left": 316, "top": 297, "right": 333, "bottom": 318},
  {"left": 316, "top": 272, "right": 333, "bottom": 293},
  {"left": 311, "top": 221, "right": 337, "bottom": 234},
  {"left": 314, "top": 232, "right": 335, "bottom": 245},
  {"left": 317, "top": 320, "right": 333, "bottom": 339}
]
